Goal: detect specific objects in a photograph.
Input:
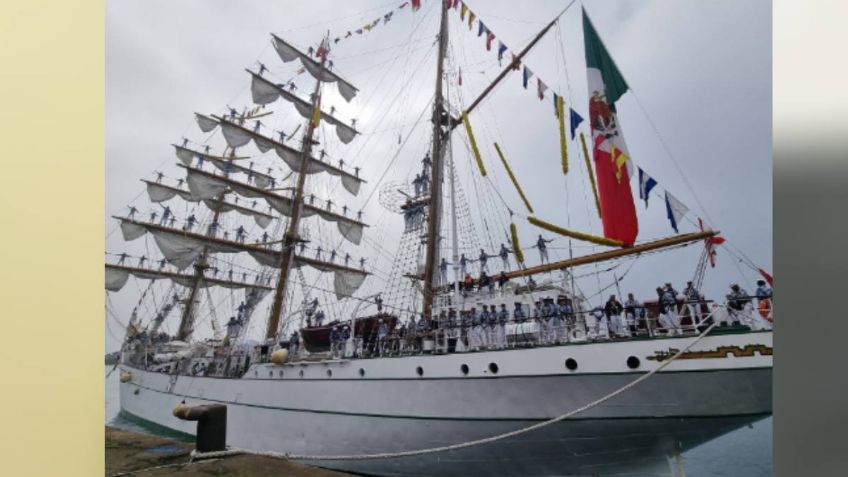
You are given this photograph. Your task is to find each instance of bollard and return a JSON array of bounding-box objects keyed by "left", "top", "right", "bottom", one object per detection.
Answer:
[{"left": 173, "top": 403, "right": 227, "bottom": 452}]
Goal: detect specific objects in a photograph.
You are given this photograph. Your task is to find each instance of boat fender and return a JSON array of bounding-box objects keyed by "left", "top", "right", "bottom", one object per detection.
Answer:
[
  {"left": 119, "top": 372, "right": 132, "bottom": 383},
  {"left": 271, "top": 349, "right": 289, "bottom": 365}
]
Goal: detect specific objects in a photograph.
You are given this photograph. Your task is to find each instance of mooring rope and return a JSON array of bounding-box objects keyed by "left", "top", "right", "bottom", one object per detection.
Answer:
[{"left": 190, "top": 315, "right": 722, "bottom": 462}]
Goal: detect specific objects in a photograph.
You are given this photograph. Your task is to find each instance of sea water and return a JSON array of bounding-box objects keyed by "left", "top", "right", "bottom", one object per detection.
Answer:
[{"left": 105, "top": 366, "right": 772, "bottom": 476}]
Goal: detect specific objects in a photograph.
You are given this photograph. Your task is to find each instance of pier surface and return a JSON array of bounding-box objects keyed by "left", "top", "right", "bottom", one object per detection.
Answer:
[{"left": 106, "top": 426, "right": 354, "bottom": 477}]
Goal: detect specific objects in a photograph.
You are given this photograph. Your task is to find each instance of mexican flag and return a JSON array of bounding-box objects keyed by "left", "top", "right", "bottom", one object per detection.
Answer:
[{"left": 583, "top": 8, "right": 638, "bottom": 246}]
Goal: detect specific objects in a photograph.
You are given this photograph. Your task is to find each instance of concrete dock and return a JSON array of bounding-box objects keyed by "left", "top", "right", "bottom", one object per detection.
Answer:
[{"left": 105, "top": 426, "right": 355, "bottom": 477}]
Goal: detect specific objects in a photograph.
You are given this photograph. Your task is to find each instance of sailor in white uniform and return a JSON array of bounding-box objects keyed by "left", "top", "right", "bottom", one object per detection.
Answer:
[
  {"left": 592, "top": 305, "right": 609, "bottom": 340},
  {"left": 662, "top": 284, "right": 682, "bottom": 335},
  {"left": 683, "top": 281, "right": 704, "bottom": 327},
  {"left": 496, "top": 304, "right": 509, "bottom": 348}
]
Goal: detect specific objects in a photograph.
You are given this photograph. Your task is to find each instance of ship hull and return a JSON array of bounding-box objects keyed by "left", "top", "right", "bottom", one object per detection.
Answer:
[{"left": 120, "top": 330, "right": 772, "bottom": 476}]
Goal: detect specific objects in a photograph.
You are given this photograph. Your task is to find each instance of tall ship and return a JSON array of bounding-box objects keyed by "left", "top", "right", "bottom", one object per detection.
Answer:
[{"left": 108, "top": 1, "right": 773, "bottom": 475}]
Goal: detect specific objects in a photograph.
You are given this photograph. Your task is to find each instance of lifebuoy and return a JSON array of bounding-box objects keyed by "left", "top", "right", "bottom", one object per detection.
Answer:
[{"left": 758, "top": 299, "right": 773, "bottom": 322}]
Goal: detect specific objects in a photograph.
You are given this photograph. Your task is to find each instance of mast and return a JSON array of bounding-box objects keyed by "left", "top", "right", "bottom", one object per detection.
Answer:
[
  {"left": 265, "top": 35, "right": 328, "bottom": 341},
  {"left": 175, "top": 163, "right": 233, "bottom": 341},
  {"left": 421, "top": 0, "right": 450, "bottom": 320}
]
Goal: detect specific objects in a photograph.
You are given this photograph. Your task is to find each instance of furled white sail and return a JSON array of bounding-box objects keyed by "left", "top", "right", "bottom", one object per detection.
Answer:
[
  {"left": 106, "top": 266, "right": 130, "bottom": 291},
  {"left": 145, "top": 181, "right": 196, "bottom": 203},
  {"left": 174, "top": 145, "right": 273, "bottom": 188},
  {"left": 105, "top": 264, "right": 273, "bottom": 292},
  {"left": 271, "top": 35, "right": 359, "bottom": 102},
  {"left": 248, "top": 72, "right": 359, "bottom": 145},
  {"left": 116, "top": 219, "right": 368, "bottom": 308},
  {"left": 184, "top": 167, "right": 365, "bottom": 244},
  {"left": 215, "top": 118, "right": 364, "bottom": 196}
]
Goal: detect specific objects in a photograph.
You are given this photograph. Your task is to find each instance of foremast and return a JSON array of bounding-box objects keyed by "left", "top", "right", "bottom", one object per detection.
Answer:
[
  {"left": 421, "top": 0, "right": 450, "bottom": 320},
  {"left": 265, "top": 37, "right": 329, "bottom": 341}
]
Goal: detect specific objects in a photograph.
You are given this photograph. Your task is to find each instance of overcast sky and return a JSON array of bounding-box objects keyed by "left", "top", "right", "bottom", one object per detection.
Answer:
[{"left": 106, "top": 0, "right": 771, "bottom": 351}]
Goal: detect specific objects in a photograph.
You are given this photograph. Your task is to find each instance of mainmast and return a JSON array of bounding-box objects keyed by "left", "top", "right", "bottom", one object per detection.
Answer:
[
  {"left": 265, "top": 36, "right": 328, "bottom": 341},
  {"left": 421, "top": 0, "right": 450, "bottom": 320}
]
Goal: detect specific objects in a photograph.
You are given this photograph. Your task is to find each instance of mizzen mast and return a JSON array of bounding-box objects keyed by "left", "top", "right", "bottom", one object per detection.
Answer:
[{"left": 421, "top": 0, "right": 450, "bottom": 321}]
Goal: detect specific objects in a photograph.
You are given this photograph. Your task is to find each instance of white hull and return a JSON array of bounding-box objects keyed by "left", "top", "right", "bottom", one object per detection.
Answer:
[{"left": 120, "top": 330, "right": 772, "bottom": 476}]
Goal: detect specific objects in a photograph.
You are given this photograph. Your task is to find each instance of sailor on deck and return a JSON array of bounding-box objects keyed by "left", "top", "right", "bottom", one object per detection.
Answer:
[
  {"left": 415, "top": 316, "right": 429, "bottom": 352},
  {"left": 662, "top": 284, "right": 682, "bottom": 335},
  {"left": 605, "top": 294, "right": 628, "bottom": 337},
  {"left": 497, "top": 271, "right": 509, "bottom": 291},
  {"left": 468, "top": 307, "right": 481, "bottom": 350},
  {"left": 593, "top": 305, "right": 610, "bottom": 340},
  {"left": 377, "top": 319, "right": 389, "bottom": 355},
  {"left": 289, "top": 331, "right": 300, "bottom": 359},
  {"left": 727, "top": 283, "right": 760, "bottom": 329},
  {"left": 683, "top": 281, "right": 704, "bottom": 326},
  {"left": 496, "top": 304, "right": 509, "bottom": 348},
  {"left": 329, "top": 326, "right": 341, "bottom": 358},
  {"left": 559, "top": 298, "right": 574, "bottom": 342},
  {"left": 541, "top": 298, "right": 557, "bottom": 344},
  {"left": 656, "top": 287, "right": 679, "bottom": 335},
  {"left": 624, "top": 293, "right": 642, "bottom": 334},
  {"left": 513, "top": 302, "right": 526, "bottom": 321},
  {"left": 536, "top": 235, "right": 553, "bottom": 263},
  {"left": 484, "top": 305, "right": 497, "bottom": 348}
]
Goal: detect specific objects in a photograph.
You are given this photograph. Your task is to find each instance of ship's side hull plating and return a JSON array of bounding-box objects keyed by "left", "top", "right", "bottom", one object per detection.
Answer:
[{"left": 120, "top": 331, "right": 772, "bottom": 476}]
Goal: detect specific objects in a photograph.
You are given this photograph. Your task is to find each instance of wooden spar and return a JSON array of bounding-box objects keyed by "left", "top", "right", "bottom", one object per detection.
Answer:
[
  {"left": 106, "top": 264, "right": 274, "bottom": 291},
  {"left": 265, "top": 37, "right": 328, "bottom": 341},
  {"left": 451, "top": 0, "right": 577, "bottom": 129},
  {"left": 421, "top": 0, "right": 450, "bottom": 320},
  {"left": 504, "top": 230, "right": 718, "bottom": 280}
]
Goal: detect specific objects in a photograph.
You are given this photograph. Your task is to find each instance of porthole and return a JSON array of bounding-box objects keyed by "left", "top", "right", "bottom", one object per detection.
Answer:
[
  {"left": 460, "top": 364, "right": 469, "bottom": 375},
  {"left": 626, "top": 356, "right": 640, "bottom": 369},
  {"left": 359, "top": 368, "right": 365, "bottom": 377},
  {"left": 299, "top": 369, "right": 304, "bottom": 378},
  {"left": 565, "top": 358, "right": 578, "bottom": 371},
  {"left": 488, "top": 362, "right": 499, "bottom": 374},
  {"left": 416, "top": 366, "right": 424, "bottom": 377},
  {"left": 327, "top": 369, "right": 333, "bottom": 378}
]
